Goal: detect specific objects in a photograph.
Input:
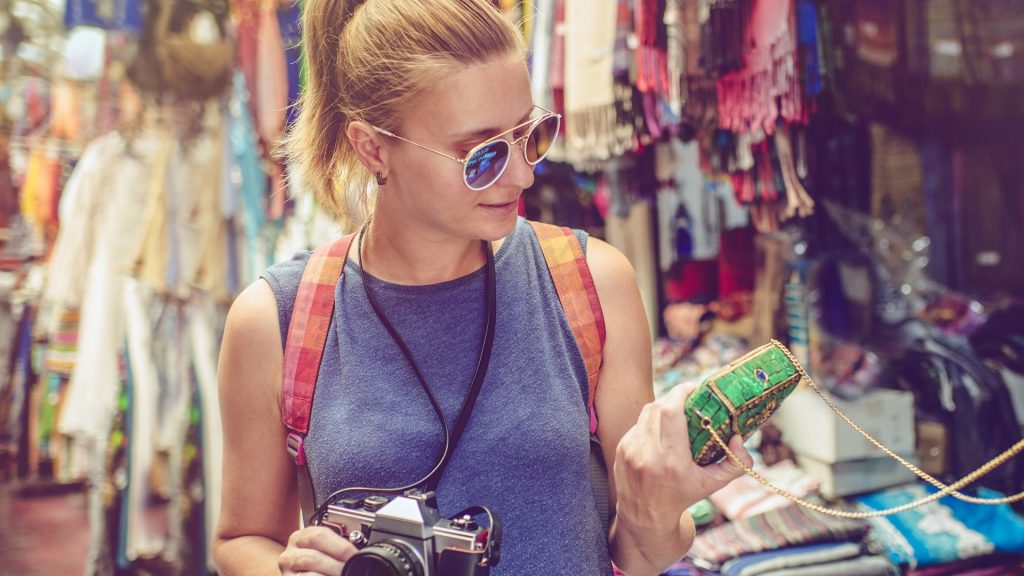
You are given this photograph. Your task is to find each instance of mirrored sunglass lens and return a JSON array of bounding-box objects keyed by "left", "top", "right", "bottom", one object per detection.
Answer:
[
  {"left": 526, "top": 115, "right": 560, "bottom": 163},
  {"left": 464, "top": 141, "right": 510, "bottom": 190}
]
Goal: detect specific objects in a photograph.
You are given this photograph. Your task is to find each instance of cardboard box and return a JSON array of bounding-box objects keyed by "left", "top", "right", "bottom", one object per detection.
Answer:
[
  {"left": 796, "top": 453, "right": 919, "bottom": 499},
  {"left": 772, "top": 387, "right": 915, "bottom": 463},
  {"left": 916, "top": 420, "right": 950, "bottom": 477}
]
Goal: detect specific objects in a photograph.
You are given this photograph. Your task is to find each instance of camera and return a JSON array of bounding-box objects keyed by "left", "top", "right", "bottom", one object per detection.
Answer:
[{"left": 323, "top": 489, "right": 501, "bottom": 576}]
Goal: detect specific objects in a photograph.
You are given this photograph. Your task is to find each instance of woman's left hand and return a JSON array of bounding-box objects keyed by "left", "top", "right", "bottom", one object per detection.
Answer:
[{"left": 612, "top": 380, "right": 753, "bottom": 539}]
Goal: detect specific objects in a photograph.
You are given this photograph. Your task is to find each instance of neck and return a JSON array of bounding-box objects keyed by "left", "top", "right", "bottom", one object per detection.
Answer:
[{"left": 358, "top": 213, "right": 489, "bottom": 286}]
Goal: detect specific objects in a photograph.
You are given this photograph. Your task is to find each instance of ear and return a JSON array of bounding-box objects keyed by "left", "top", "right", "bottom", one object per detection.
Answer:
[{"left": 347, "top": 121, "right": 389, "bottom": 177}]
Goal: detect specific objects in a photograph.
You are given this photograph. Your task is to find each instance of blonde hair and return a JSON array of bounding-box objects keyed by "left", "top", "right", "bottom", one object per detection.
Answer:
[{"left": 284, "top": 0, "right": 526, "bottom": 230}]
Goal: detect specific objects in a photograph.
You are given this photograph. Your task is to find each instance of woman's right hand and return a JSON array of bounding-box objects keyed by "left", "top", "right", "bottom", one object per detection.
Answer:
[{"left": 278, "top": 526, "right": 358, "bottom": 576}]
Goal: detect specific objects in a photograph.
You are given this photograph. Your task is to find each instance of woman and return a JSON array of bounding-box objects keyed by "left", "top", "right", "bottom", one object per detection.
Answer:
[{"left": 213, "top": 1, "right": 751, "bottom": 574}]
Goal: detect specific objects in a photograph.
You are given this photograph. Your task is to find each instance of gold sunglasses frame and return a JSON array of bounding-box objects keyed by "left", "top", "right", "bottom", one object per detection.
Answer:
[{"left": 371, "top": 104, "right": 561, "bottom": 191}]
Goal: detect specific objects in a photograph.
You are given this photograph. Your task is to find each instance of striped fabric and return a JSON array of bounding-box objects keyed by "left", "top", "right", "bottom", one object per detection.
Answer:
[
  {"left": 281, "top": 234, "right": 354, "bottom": 435},
  {"left": 528, "top": 221, "right": 607, "bottom": 434}
]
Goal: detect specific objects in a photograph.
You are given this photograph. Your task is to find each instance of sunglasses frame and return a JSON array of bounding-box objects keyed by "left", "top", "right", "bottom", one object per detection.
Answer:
[{"left": 371, "top": 104, "right": 561, "bottom": 191}]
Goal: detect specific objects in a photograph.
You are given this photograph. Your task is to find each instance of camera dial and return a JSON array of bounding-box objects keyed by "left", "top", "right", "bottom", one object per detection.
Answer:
[{"left": 342, "top": 541, "right": 424, "bottom": 576}]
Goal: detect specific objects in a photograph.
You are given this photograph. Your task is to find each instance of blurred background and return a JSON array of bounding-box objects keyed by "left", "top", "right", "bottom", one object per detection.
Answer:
[{"left": 1, "top": 0, "right": 1024, "bottom": 575}]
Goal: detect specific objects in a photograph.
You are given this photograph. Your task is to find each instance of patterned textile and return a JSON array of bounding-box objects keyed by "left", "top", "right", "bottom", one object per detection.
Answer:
[
  {"left": 689, "top": 504, "right": 869, "bottom": 568},
  {"left": 745, "top": 556, "right": 892, "bottom": 576},
  {"left": 45, "top": 308, "right": 80, "bottom": 376},
  {"left": 708, "top": 460, "right": 819, "bottom": 521},
  {"left": 716, "top": 0, "right": 806, "bottom": 133},
  {"left": 720, "top": 542, "right": 862, "bottom": 576},
  {"left": 281, "top": 235, "right": 354, "bottom": 435},
  {"left": 529, "top": 221, "right": 607, "bottom": 433},
  {"left": 908, "top": 555, "right": 1024, "bottom": 576},
  {"left": 856, "top": 483, "right": 1024, "bottom": 570}
]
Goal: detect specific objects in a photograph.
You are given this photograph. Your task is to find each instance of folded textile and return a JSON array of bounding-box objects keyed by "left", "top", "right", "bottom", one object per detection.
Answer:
[
  {"left": 856, "top": 483, "right": 1024, "bottom": 570},
  {"left": 908, "top": 554, "right": 1024, "bottom": 576},
  {"left": 689, "top": 504, "right": 869, "bottom": 567},
  {"left": 721, "top": 542, "right": 861, "bottom": 576},
  {"left": 709, "top": 460, "right": 819, "bottom": 521},
  {"left": 755, "top": 555, "right": 892, "bottom": 576}
]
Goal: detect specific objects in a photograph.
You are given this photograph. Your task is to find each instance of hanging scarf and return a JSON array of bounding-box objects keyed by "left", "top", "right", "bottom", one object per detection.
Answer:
[
  {"left": 611, "top": 0, "right": 640, "bottom": 152},
  {"left": 797, "top": 0, "right": 822, "bottom": 98},
  {"left": 681, "top": 0, "right": 718, "bottom": 126},
  {"left": 563, "top": 0, "right": 619, "bottom": 168},
  {"left": 531, "top": 0, "right": 556, "bottom": 111},
  {"left": 716, "top": 0, "right": 805, "bottom": 133}
]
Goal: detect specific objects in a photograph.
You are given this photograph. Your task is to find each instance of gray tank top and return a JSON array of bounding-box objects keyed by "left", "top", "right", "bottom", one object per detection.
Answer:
[{"left": 261, "top": 217, "right": 614, "bottom": 575}]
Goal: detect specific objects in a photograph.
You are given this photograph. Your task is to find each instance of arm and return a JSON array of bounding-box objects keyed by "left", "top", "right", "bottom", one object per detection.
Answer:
[
  {"left": 213, "top": 280, "right": 354, "bottom": 576},
  {"left": 586, "top": 238, "right": 751, "bottom": 576}
]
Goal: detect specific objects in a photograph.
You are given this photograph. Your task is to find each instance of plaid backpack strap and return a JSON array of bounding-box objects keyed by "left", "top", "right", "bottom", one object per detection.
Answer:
[
  {"left": 528, "top": 221, "right": 607, "bottom": 434},
  {"left": 282, "top": 233, "right": 355, "bottom": 524}
]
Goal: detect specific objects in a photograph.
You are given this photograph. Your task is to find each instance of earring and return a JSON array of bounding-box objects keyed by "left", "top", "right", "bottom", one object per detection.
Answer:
[{"left": 375, "top": 171, "right": 388, "bottom": 186}]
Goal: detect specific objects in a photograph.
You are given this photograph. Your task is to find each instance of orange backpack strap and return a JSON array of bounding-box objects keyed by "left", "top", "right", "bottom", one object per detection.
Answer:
[
  {"left": 528, "top": 221, "right": 607, "bottom": 434},
  {"left": 281, "top": 234, "right": 355, "bottom": 523}
]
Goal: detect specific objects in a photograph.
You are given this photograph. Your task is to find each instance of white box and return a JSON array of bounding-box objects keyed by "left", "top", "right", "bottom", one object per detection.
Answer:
[
  {"left": 772, "top": 387, "right": 915, "bottom": 463},
  {"left": 796, "top": 453, "right": 919, "bottom": 499}
]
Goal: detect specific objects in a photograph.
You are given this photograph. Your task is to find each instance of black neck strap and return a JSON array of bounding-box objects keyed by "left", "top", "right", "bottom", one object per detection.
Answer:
[{"left": 357, "top": 224, "right": 497, "bottom": 494}]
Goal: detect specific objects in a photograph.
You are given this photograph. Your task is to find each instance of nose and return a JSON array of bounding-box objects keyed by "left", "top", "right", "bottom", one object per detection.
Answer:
[{"left": 499, "top": 141, "right": 535, "bottom": 190}]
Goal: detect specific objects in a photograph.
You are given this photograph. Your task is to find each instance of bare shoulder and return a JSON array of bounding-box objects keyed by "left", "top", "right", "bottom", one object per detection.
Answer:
[
  {"left": 219, "top": 279, "right": 285, "bottom": 414},
  {"left": 585, "top": 236, "right": 639, "bottom": 305}
]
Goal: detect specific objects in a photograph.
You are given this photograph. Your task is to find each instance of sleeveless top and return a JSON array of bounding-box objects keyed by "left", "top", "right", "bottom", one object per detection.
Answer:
[{"left": 261, "top": 217, "right": 614, "bottom": 575}]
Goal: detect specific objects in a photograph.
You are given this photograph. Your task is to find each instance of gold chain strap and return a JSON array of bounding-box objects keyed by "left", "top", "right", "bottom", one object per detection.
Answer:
[{"left": 699, "top": 340, "right": 1024, "bottom": 518}]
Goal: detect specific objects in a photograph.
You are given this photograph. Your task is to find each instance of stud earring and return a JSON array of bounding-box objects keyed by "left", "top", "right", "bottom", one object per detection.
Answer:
[{"left": 375, "top": 171, "right": 388, "bottom": 186}]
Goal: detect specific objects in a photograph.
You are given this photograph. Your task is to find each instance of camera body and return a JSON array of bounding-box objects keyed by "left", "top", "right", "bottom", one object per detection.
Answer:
[{"left": 325, "top": 490, "right": 499, "bottom": 576}]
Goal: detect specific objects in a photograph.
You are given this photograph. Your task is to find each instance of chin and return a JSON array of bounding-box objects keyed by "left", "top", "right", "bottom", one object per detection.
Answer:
[{"left": 475, "top": 212, "right": 519, "bottom": 242}]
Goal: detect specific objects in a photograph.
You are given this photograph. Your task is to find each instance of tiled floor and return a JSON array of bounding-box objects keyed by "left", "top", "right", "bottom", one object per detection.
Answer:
[{"left": 0, "top": 482, "right": 90, "bottom": 576}]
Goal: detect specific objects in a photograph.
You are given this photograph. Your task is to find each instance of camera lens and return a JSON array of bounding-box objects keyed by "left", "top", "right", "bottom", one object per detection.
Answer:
[{"left": 341, "top": 541, "right": 424, "bottom": 576}]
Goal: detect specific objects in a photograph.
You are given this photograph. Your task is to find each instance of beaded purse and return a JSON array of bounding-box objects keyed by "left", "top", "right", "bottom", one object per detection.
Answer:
[{"left": 685, "top": 340, "right": 802, "bottom": 466}]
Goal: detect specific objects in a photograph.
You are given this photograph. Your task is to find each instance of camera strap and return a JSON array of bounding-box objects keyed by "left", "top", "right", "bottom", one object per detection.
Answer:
[{"left": 356, "top": 224, "right": 497, "bottom": 495}]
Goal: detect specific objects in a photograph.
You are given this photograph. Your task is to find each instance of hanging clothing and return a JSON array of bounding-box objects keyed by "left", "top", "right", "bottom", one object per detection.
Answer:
[
  {"left": 57, "top": 132, "right": 165, "bottom": 441},
  {"left": 63, "top": 0, "right": 143, "bottom": 32},
  {"left": 716, "top": 0, "right": 806, "bottom": 133},
  {"left": 563, "top": 0, "right": 619, "bottom": 168}
]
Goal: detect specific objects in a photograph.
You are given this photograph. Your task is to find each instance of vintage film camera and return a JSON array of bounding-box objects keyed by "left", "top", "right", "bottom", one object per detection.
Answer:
[{"left": 323, "top": 489, "right": 501, "bottom": 576}]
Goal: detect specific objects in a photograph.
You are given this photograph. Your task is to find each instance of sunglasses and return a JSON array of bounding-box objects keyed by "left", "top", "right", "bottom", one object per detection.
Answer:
[{"left": 371, "top": 105, "right": 561, "bottom": 191}]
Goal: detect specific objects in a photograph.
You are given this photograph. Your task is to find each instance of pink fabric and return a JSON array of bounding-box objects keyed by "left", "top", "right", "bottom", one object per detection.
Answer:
[
  {"left": 716, "top": 0, "right": 806, "bottom": 133},
  {"left": 256, "top": 0, "right": 288, "bottom": 144}
]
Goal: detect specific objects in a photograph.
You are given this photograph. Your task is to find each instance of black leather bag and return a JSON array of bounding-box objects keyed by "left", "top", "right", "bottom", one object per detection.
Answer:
[{"left": 894, "top": 335, "right": 1023, "bottom": 498}]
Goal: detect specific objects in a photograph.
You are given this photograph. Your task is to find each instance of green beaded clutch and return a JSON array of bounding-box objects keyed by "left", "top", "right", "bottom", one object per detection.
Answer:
[{"left": 685, "top": 340, "right": 804, "bottom": 466}]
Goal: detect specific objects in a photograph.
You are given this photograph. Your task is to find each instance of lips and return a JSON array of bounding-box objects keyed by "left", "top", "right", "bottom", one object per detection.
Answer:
[{"left": 480, "top": 200, "right": 517, "bottom": 208}]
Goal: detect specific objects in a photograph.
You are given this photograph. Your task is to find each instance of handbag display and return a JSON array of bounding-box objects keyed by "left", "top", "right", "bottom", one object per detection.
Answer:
[{"left": 686, "top": 339, "right": 1024, "bottom": 518}]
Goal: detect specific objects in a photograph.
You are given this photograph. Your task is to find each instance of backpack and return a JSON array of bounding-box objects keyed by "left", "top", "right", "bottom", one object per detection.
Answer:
[{"left": 281, "top": 221, "right": 610, "bottom": 531}]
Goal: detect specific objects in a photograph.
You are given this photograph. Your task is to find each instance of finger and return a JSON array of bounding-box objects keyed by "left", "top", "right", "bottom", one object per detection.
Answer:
[
  {"left": 655, "top": 384, "right": 696, "bottom": 453},
  {"left": 278, "top": 546, "right": 345, "bottom": 576},
  {"left": 294, "top": 526, "right": 358, "bottom": 561},
  {"left": 638, "top": 403, "right": 662, "bottom": 450},
  {"left": 715, "top": 436, "right": 753, "bottom": 481}
]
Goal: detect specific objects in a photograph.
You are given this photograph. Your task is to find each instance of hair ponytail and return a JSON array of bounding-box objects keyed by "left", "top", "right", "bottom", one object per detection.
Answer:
[{"left": 283, "top": 0, "right": 525, "bottom": 230}]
